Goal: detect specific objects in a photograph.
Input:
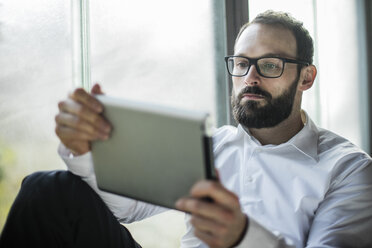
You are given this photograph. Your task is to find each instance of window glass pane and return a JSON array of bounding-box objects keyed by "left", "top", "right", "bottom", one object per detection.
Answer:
[
  {"left": 315, "top": 0, "right": 369, "bottom": 151},
  {"left": 0, "top": 0, "right": 72, "bottom": 229},
  {"left": 89, "top": 0, "right": 216, "bottom": 118}
]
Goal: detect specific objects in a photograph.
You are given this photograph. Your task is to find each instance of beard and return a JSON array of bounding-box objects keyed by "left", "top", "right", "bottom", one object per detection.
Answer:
[{"left": 231, "top": 76, "right": 299, "bottom": 129}]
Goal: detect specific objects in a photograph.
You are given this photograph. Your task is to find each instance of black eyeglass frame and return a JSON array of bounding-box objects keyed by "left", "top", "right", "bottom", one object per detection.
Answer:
[{"left": 224, "top": 55, "right": 310, "bottom": 78}]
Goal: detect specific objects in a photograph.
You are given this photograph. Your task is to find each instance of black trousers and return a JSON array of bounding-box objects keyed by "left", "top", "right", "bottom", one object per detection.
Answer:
[{"left": 0, "top": 170, "right": 141, "bottom": 248}]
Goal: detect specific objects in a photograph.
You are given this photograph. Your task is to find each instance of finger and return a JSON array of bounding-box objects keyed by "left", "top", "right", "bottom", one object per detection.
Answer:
[
  {"left": 91, "top": 83, "right": 104, "bottom": 95},
  {"left": 191, "top": 215, "right": 228, "bottom": 237},
  {"left": 193, "top": 230, "right": 223, "bottom": 248},
  {"left": 175, "top": 198, "right": 235, "bottom": 225},
  {"left": 67, "top": 140, "right": 91, "bottom": 155},
  {"left": 55, "top": 112, "right": 109, "bottom": 140},
  {"left": 58, "top": 99, "right": 111, "bottom": 134},
  {"left": 69, "top": 88, "right": 103, "bottom": 113},
  {"left": 215, "top": 168, "right": 220, "bottom": 180},
  {"left": 190, "top": 181, "right": 240, "bottom": 210},
  {"left": 55, "top": 126, "right": 92, "bottom": 155},
  {"left": 55, "top": 125, "right": 98, "bottom": 142},
  {"left": 58, "top": 99, "right": 110, "bottom": 132},
  {"left": 192, "top": 214, "right": 248, "bottom": 248}
]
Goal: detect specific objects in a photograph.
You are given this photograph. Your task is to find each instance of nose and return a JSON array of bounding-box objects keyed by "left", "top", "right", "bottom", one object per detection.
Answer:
[{"left": 243, "top": 65, "right": 260, "bottom": 86}]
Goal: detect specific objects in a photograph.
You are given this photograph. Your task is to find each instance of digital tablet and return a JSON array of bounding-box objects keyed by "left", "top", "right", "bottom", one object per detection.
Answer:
[{"left": 91, "top": 95, "right": 216, "bottom": 210}]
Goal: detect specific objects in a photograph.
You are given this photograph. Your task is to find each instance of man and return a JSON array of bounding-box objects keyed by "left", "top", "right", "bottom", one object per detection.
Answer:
[{"left": 1, "top": 10, "right": 371, "bottom": 248}]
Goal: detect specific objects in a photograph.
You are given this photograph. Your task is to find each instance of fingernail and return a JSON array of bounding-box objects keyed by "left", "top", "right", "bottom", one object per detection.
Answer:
[
  {"left": 95, "top": 105, "right": 103, "bottom": 112},
  {"left": 102, "top": 124, "right": 111, "bottom": 133},
  {"left": 100, "top": 133, "right": 109, "bottom": 140}
]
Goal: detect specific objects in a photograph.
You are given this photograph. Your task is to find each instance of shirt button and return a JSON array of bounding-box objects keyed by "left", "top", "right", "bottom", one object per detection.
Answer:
[{"left": 246, "top": 176, "right": 254, "bottom": 183}]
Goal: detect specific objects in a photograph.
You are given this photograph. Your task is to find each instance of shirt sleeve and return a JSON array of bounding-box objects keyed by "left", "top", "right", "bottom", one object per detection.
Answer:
[
  {"left": 58, "top": 143, "right": 168, "bottom": 223},
  {"left": 305, "top": 158, "right": 372, "bottom": 247},
  {"left": 236, "top": 158, "right": 372, "bottom": 248}
]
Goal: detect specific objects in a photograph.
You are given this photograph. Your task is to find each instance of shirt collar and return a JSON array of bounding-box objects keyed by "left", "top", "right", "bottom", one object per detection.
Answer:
[
  {"left": 288, "top": 111, "right": 319, "bottom": 162},
  {"left": 238, "top": 110, "right": 319, "bottom": 162}
]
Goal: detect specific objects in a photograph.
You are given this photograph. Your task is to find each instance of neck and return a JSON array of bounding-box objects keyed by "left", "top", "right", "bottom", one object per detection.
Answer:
[{"left": 246, "top": 110, "right": 305, "bottom": 145}]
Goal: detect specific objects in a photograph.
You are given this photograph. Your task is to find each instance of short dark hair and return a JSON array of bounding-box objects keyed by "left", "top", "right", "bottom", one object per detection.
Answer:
[{"left": 235, "top": 10, "right": 314, "bottom": 64}]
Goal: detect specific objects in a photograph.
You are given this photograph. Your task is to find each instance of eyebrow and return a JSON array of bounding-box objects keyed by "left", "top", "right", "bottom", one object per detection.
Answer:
[{"left": 234, "top": 53, "right": 296, "bottom": 59}]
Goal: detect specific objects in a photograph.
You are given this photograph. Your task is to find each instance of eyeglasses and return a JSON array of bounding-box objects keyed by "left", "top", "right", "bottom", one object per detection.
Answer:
[{"left": 224, "top": 55, "right": 309, "bottom": 78}]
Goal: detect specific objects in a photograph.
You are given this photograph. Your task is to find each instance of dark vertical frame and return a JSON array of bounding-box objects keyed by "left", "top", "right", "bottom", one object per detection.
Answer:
[
  {"left": 365, "top": 0, "right": 372, "bottom": 155},
  {"left": 225, "top": 0, "right": 249, "bottom": 56},
  {"left": 213, "top": 1, "right": 230, "bottom": 127},
  {"left": 213, "top": 0, "right": 249, "bottom": 126}
]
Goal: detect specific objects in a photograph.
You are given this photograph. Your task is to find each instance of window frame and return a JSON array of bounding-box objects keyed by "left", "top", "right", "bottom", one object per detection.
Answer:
[
  {"left": 365, "top": 0, "right": 372, "bottom": 155},
  {"left": 214, "top": 0, "right": 249, "bottom": 126}
]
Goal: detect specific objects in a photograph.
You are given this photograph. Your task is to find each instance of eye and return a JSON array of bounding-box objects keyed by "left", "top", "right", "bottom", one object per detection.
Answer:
[
  {"left": 262, "top": 63, "right": 279, "bottom": 70},
  {"left": 234, "top": 59, "right": 249, "bottom": 68},
  {"left": 237, "top": 62, "right": 248, "bottom": 68},
  {"left": 258, "top": 58, "right": 283, "bottom": 73}
]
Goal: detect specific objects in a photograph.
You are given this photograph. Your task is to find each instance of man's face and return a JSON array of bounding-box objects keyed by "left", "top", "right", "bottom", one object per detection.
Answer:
[{"left": 231, "top": 24, "right": 300, "bottom": 128}]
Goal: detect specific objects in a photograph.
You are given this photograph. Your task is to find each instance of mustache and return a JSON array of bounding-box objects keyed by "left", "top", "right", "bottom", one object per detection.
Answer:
[{"left": 237, "top": 86, "right": 272, "bottom": 100}]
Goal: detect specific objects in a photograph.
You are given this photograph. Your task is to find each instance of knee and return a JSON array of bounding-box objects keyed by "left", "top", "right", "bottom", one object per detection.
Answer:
[
  {"left": 23, "top": 170, "right": 76, "bottom": 186},
  {"left": 19, "top": 170, "right": 81, "bottom": 204}
]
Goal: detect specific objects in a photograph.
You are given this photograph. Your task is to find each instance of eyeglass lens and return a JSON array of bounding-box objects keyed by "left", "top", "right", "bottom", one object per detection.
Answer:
[{"left": 227, "top": 57, "right": 284, "bottom": 77}]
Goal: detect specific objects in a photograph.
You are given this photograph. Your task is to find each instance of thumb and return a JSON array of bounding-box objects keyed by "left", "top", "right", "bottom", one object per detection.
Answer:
[
  {"left": 91, "top": 83, "right": 104, "bottom": 95},
  {"left": 215, "top": 168, "right": 221, "bottom": 181}
]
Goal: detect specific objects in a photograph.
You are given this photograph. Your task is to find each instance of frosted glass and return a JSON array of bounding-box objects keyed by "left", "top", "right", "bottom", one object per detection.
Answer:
[
  {"left": 0, "top": 0, "right": 72, "bottom": 230},
  {"left": 315, "top": 0, "right": 369, "bottom": 151},
  {"left": 89, "top": 0, "right": 216, "bottom": 118}
]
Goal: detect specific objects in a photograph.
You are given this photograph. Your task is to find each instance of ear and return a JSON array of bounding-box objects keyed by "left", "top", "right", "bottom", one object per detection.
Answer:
[{"left": 298, "top": 65, "right": 317, "bottom": 91}]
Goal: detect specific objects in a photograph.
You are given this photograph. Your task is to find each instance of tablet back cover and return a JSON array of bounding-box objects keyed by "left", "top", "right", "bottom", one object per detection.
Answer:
[{"left": 91, "top": 95, "right": 214, "bottom": 210}]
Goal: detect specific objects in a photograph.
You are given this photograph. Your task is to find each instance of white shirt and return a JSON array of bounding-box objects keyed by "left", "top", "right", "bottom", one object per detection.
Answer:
[{"left": 59, "top": 112, "right": 372, "bottom": 248}]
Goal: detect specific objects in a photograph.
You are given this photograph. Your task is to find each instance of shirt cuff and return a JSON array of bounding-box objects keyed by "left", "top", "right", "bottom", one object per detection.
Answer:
[
  {"left": 234, "top": 218, "right": 290, "bottom": 248},
  {"left": 58, "top": 143, "right": 95, "bottom": 178}
]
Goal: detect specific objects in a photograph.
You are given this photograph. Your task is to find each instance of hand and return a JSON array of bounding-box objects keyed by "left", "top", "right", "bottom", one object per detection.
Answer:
[
  {"left": 55, "top": 83, "right": 111, "bottom": 155},
  {"left": 175, "top": 180, "right": 248, "bottom": 248}
]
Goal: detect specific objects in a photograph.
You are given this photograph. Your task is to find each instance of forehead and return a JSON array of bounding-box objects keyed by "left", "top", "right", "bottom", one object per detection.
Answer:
[{"left": 234, "top": 23, "right": 297, "bottom": 58}]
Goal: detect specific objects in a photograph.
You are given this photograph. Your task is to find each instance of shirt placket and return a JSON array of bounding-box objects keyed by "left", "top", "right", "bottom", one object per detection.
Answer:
[{"left": 240, "top": 135, "right": 263, "bottom": 214}]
